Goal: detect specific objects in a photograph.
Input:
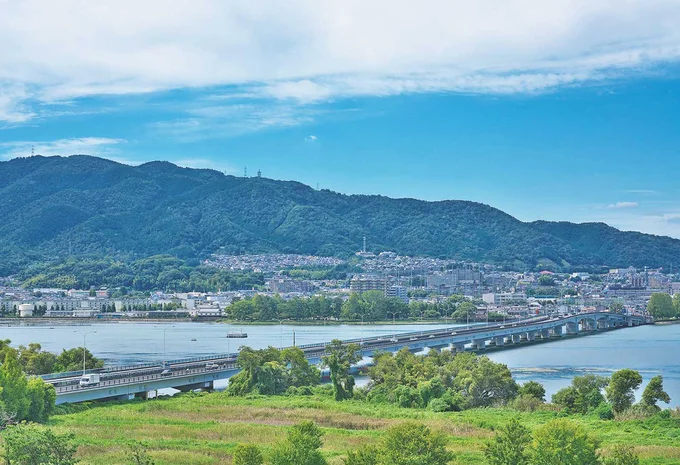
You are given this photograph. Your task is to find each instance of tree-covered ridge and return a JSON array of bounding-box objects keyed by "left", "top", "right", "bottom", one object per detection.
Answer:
[{"left": 1, "top": 155, "right": 679, "bottom": 273}]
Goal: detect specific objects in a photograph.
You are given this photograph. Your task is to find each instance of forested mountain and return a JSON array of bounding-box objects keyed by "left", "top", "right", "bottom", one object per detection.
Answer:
[{"left": 0, "top": 155, "right": 678, "bottom": 273}]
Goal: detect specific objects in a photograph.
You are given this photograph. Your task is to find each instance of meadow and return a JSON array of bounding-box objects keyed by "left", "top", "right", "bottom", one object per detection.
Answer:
[{"left": 47, "top": 391, "right": 680, "bottom": 465}]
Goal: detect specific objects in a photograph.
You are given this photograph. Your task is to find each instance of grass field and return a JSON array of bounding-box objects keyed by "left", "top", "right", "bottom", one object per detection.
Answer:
[{"left": 43, "top": 391, "right": 680, "bottom": 465}]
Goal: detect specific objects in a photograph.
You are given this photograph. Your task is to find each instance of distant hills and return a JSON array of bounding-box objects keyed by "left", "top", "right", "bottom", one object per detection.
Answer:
[{"left": 0, "top": 155, "right": 678, "bottom": 273}]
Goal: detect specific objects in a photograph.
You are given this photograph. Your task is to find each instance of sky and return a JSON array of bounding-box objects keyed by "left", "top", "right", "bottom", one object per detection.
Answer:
[{"left": 1, "top": 0, "right": 680, "bottom": 237}]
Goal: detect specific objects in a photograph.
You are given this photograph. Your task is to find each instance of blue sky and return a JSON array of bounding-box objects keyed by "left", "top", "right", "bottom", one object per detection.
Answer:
[{"left": 2, "top": 1, "right": 680, "bottom": 237}]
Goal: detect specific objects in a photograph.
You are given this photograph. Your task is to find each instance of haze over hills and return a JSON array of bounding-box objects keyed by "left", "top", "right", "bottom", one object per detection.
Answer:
[{"left": 0, "top": 155, "right": 678, "bottom": 273}]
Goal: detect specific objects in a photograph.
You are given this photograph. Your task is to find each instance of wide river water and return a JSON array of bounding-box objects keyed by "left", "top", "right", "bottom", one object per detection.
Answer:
[{"left": 2, "top": 321, "right": 679, "bottom": 407}]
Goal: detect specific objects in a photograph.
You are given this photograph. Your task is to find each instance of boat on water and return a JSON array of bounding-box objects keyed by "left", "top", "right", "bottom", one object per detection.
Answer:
[
  {"left": 190, "top": 338, "right": 197, "bottom": 342},
  {"left": 226, "top": 332, "right": 247, "bottom": 338}
]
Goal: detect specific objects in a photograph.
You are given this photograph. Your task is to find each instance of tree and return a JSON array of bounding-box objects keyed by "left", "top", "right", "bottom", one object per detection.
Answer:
[
  {"left": 606, "top": 369, "right": 642, "bottom": 414},
  {"left": 483, "top": 418, "right": 531, "bottom": 465},
  {"left": 380, "top": 423, "right": 453, "bottom": 465},
  {"left": 233, "top": 444, "right": 263, "bottom": 465},
  {"left": 0, "top": 349, "right": 30, "bottom": 421},
  {"left": 450, "top": 353, "right": 518, "bottom": 408},
  {"left": 55, "top": 347, "right": 104, "bottom": 373},
  {"left": 647, "top": 293, "right": 674, "bottom": 319},
  {"left": 602, "top": 445, "right": 640, "bottom": 465},
  {"left": 530, "top": 419, "right": 600, "bottom": 465},
  {"left": 552, "top": 374, "right": 608, "bottom": 414},
  {"left": 640, "top": 375, "right": 670, "bottom": 409},
  {"left": 673, "top": 293, "right": 680, "bottom": 318},
  {"left": 1, "top": 423, "right": 78, "bottom": 465},
  {"left": 281, "top": 347, "right": 320, "bottom": 388},
  {"left": 518, "top": 381, "right": 545, "bottom": 402},
  {"left": 609, "top": 301, "right": 624, "bottom": 314},
  {"left": 321, "top": 340, "right": 361, "bottom": 401},
  {"left": 127, "top": 441, "right": 155, "bottom": 465},
  {"left": 269, "top": 421, "right": 327, "bottom": 465}
]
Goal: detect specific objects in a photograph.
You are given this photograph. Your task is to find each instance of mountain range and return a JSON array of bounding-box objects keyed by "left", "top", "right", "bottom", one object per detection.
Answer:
[{"left": 0, "top": 155, "right": 678, "bottom": 273}]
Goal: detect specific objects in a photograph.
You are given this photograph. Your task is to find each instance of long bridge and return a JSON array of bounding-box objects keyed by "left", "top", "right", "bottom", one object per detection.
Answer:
[{"left": 44, "top": 312, "right": 649, "bottom": 404}]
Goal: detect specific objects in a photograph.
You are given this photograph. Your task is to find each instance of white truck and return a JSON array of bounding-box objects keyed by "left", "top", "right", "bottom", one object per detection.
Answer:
[{"left": 79, "top": 373, "right": 100, "bottom": 387}]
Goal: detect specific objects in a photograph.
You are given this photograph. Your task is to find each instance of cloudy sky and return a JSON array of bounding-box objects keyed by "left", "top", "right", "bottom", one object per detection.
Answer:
[{"left": 2, "top": 0, "right": 680, "bottom": 236}]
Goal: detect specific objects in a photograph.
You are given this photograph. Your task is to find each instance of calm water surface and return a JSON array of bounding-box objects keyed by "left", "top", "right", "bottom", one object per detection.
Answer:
[{"left": 3, "top": 321, "right": 678, "bottom": 407}]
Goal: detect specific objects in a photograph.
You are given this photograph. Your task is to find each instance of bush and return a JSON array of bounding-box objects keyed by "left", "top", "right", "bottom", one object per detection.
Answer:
[
  {"left": 593, "top": 402, "right": 615, "bottom": 420},
  {"left": 428, "top": 398, "right": 451, "bottom": 413},
  {"left": 602, "top": 444, "right": 640, "bottom": 465},
  {"left": 511, "top": 394, "right": 543, "bottom": 413}
]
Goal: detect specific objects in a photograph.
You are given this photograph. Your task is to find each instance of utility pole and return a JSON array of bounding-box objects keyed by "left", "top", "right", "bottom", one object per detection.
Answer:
[{"left": 82, "top": 331, "right": 97, "bottom": 375}]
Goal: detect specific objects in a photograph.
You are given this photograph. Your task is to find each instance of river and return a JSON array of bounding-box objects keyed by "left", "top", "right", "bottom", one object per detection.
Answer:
[{"left": 2, "top": 321, "right": 678, "bottom": 407}]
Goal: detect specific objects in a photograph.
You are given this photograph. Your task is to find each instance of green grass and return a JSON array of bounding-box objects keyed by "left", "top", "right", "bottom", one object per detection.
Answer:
[{"left": 38, "top": 393, "right": 680, "bottom": 464}]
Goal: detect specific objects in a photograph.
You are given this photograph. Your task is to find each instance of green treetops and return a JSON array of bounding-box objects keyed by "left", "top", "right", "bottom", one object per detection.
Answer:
[
  {"left": 531, "top": 419, "right": 600, "bottom": 465},
  {"left": 233, "top": 444, "right": 264, "bottom": 465},
  {"left": 345, "top": 423, "right": 452, "bottom": 465},
  {"left": 640, "top": 375, "right": 671, "bottom": 409},
  {"left": 483, "top": 418, "right": 532, "bottom": 465},
  {"left": 647, "top": 293, "right": 675, "bottom": 319},
  {"left": 606, "top": 369, "right": 643, "bottom": 414},
  {"left": 270, "top": 421, "right": 327, "bottom": 465},
  {"left": 321, "top": 340, "right": 361, "bottom": 401}
]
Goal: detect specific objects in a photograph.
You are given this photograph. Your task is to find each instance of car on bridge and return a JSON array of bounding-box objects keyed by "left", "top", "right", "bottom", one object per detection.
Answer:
[
  {"left": 79, "top": 373, "right": 100, "bottom": 387},
  {"left": 161, "top": 368, "right": 173, "bottom": 377},
  {"left": 205, "top": 362, "right": 219, "bottom": 370}
]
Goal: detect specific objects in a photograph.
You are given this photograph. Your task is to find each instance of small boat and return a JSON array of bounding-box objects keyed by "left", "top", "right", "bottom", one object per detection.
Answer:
[
  {"left": 190, "top": 338, "right": 197, "bottom": 342},
  {"left": 226, "top": 332, "right": 248, "bottom": 338}
]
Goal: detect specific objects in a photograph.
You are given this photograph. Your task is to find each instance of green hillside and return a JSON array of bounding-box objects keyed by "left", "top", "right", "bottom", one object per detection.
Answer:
[{"left": 0, "top": 155, "right": 678, "bottom": 273}]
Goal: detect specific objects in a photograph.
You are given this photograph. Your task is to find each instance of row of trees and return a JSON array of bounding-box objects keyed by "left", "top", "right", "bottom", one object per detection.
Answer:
[
  {"left": 13, "top": 342, "right": 104, "bottom": 375},
  {"left": 225, "top": 292, "right": 478, "bottom": 322},
  {"left": 647, "top": 292, "right": 680, "bottom": 319},
  {"left": 229, "top": 343, "right": 672, "bottom": 421},
  {"left": 552, "top": 370, "right": 670, "bottom": 417},
  {"left": 227, "top": 347, "right": 320, "bottom": 396}
]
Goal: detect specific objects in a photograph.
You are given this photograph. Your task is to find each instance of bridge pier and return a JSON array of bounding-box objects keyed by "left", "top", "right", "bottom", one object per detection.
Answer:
[
  {"left": 566, "top": 322, "right": 579, "bottom": 335},
  {"left": 453, "top": 343, "right": 466, "bottom": 352},
  {"left": 540, "top": 329, "right": 551, "bottom": 339},
  {"left": 494, "top": 337, "right": 505, "bottom": 347},
  {"left": 511, "top": 334, "right": 522, "bottom": 344},
  {"left": 526, "top": 331, "right": 536, "bottom": 342},
  {"left": 552, "top": 326, "right": 563, "bottom": 337},
  {"left": 473, "top": 339, "right": 486, "bottom": 350}
]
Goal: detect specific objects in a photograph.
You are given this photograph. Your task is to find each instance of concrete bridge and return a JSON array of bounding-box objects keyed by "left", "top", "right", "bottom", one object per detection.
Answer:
[{"left": 44, "top": 312, "right": 648, "bottom": 404}]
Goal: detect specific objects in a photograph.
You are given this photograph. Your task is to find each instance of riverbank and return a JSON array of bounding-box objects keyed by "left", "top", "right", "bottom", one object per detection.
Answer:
[{"left": 47, "top": 392, "right": 680, "bottom": 465}]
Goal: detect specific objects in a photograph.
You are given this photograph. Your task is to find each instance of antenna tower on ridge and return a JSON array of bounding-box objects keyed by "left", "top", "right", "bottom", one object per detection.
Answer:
[
  {"left": 31, "top": 145, "right": 34, "bottom": 156},
  {"left": 257, "top": 169, "right": 261, "bottom": 178},
  {"left": 244, "top": 166, "right": 248, "bottom": 178}
]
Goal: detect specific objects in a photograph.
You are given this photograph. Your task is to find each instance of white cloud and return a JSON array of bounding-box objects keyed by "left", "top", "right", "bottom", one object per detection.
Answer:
[
  {"left": 0, "top": 0, "right": 679, "bottom": 121},
  {"left": 608, "top": 201, "right": 639, "bottom": 209},
  {"left": 151, "top": 103, "right": 321, "bottom": 141},
  {"left": 305, "top": 135, "right": 318, "bottom": 142},
  {"left": 0, "top": 137, "right": 126, "bottom": 160}
]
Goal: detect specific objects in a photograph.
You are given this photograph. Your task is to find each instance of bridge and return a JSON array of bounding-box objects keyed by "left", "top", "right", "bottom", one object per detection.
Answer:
[{"left": 44, "top": 312, "right": 648, "bottom": 404}]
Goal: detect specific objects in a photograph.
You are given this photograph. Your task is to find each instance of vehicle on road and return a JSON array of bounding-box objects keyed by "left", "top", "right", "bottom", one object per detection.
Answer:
[
  {"left": 79, "top": 373, "right": 100, "bottom": 387},
  {"left": 161, "top": 368, "right": 173, "bottom": 376},
  {"left": 389, "top": 337, "right": 398, "bottom": 342},
  {"left": 205, "top": 362, "right": 219, "bottom": 370}
]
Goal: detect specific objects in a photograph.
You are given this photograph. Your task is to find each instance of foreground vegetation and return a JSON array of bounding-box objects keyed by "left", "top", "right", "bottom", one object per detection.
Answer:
[
  {"left": 2, "top": 343, "right": 678, "bottom": 464},
  {"left": 6, "top": 390, "right": 675, "bottom": 464}
]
